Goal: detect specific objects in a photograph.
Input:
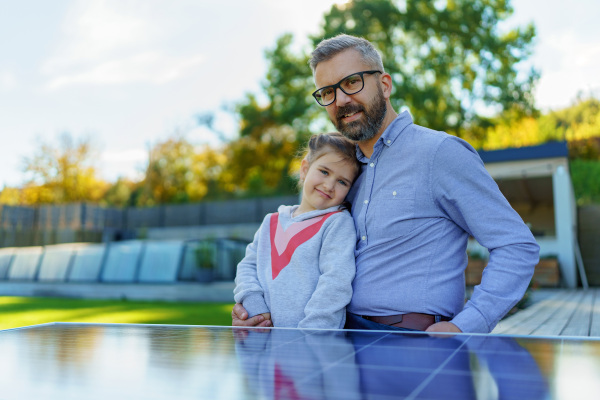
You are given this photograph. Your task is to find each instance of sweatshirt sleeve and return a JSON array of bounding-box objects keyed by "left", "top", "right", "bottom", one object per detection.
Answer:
[
  {"left": 233, "top": 215, "right": 271, "bottom": 318},
  {"left": 432, "top": 137, "right": 539, "bottom": 333},
  {"left": 298, "top": 212, "right": 356, "bottom": 329}
]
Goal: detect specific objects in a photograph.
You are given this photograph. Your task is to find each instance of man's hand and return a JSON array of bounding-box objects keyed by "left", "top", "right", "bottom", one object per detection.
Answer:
[
  {"left": 232, "top": 303, "right": 273, "bottom": 327},
  {"left": 425, "top": 321, "right": 462, "bottom": 334}
]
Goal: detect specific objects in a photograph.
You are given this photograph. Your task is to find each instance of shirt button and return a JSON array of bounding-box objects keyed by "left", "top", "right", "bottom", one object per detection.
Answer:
[
  {"left": 393, "top": 191, "right": 397, "bottom": 196},
  {"left": 361, "top": 236, "right": 366, "bottom": 241},
  {"left": 387, "top": 140, "right": 391, "bottom": 144},
  {"left": 364, "top": 200, "right": 369, "bottom": 204},
  {"left": 370, "top": 162, "right": 375, "bottom": 167}
]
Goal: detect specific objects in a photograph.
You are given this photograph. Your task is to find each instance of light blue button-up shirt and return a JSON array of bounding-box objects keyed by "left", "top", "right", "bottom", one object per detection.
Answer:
[{"left": 346, "top": 111, "right": 539, "bottom": 333}]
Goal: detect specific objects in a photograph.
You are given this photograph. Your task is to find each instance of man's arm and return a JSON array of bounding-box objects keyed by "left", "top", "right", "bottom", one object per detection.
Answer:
[{"left": 432, "top": 137, "right": 539, "bottom": 333}]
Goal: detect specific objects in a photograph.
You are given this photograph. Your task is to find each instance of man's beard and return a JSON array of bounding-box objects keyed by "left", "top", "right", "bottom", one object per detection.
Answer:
[{"left": 334, "top": 84, "right": 387, "bottom": 142}]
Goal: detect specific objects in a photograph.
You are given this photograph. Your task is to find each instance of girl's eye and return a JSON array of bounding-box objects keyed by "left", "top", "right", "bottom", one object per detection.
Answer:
[
  {"left": 338, "top": 180, "right": 348, "bottom": 186},
  {"left": 320, "top": 170, "right": 328, "bottom": 175}
]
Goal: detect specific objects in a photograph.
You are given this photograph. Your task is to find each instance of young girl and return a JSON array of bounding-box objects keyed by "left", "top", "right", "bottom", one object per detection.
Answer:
[{"left": 233, "top": 132, "right": 360, "bottom": 329}]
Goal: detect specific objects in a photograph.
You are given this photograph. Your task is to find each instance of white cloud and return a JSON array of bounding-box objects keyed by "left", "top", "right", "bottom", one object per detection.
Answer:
[
  {"left": 100, "top": 148, "right": 147, "bottom": 181},
  {"left": 41, "top": 0, "right": 184, "bottom": 89},
  {"left": 102, "top": 148, "right": 147, "bottom": 163},
  {"left": 533, "top": 31, "right": 600, "bottom": 109},
  {"left": 45, "top": 52, "right": 205, "bottom": 90},
  {"left": 44, "top": 0, "right": 153, "bottom": 72},
  {"left": 0, "top": 70, "right": 17, "bottom": 90}
]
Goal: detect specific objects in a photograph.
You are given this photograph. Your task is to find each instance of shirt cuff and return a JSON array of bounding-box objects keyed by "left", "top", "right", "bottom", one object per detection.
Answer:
[
  {"left": 242, "top": 294, "right": 270, "bottom": 318},
  {"left": 450, "top": 304, "right": 492, "bottom": 333}
]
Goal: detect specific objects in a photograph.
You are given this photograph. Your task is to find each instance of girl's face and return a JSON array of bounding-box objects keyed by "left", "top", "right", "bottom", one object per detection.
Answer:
[{"left": 296, "top": 151, "right": 357, "bottom": 215}]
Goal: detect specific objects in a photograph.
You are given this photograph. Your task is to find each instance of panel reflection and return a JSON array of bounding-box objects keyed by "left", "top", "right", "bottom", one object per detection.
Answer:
[
  {"left": 234, "top": 328, "right": 553, "bottom": 399},
  {"left": 0, "top": 323, "right": 598, "bottom": 399}
]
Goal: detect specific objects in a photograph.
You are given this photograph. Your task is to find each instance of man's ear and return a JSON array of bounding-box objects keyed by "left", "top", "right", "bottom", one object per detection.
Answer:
[
  {"left": 299, "top": 159, "right": 309, "bottom": 181},
  {"left": 379, "top": 72, "right": 393, "bottom": 99}
]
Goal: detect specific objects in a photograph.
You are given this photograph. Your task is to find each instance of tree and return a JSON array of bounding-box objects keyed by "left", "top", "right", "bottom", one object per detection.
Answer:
[
  {"left": 226, "top": 34, "right": 318, "bottom": 197},
  {"left": 101, "top": 178, "right": 139, "bottom": 208},
  {"left": 21, "top": 133, "right": 108, "bottom": 204},
  {"left": 219, "top": 125, "right": 300, "bottom": 197},
  {"left": 139, "top": 135, "right": 228, "bottom": 205},
  {"left": 0, "top": 187, "right": 21, "bottom": 205},
  {"left": 141, "top": 135, "right": 197, "bottom": 205}
]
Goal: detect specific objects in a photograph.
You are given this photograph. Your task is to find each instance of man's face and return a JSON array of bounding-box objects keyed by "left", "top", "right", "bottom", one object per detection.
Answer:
[{"left": 313, "top": 50, "right": 387, "bottom": 142}]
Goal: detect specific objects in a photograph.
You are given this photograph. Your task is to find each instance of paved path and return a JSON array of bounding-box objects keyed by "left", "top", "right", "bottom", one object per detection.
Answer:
[{"left": 0, "top": 281, "right": 235, "bottom": 302}]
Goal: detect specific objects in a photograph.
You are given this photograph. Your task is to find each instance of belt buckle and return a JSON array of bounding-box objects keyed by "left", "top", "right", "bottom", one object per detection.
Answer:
[{"left": 388, "top": 314, "right": 404, "bottom": 326}]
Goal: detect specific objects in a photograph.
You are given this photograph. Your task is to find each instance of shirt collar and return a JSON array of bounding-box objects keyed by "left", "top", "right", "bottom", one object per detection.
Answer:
[{"left": 355, "top": 110, "right": 413, "bottom": 162}]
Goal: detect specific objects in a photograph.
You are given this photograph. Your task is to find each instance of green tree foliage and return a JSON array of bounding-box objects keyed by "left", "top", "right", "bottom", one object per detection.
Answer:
[
  {"left": 18, "top": 133, "right": 108, "bottom": 205},
  {"left": 138, "top": 135, "right": 229, "bottom": 205},
  {"left": 229, "top": 34, "right": 318, "bottom": 197},
  {"left": 140, "top": 135, "right": 197, "bottom": 205},
  {"left": 476, "top": 97, "right": 600, "bottom": 155},
  {"left": 570, "top": 159, "right": 600, "bottom": 205},
  {"left": 238, "top": 34, "right": 317, "bottom": 140},
  {"left": 541, "top": 97, "right": 600, "bottom": 159},
  {"left": 220, "top": 125, "right": 300, "bottom": 197},
  {"left": 100, "top": 178, "right": 139, "bottom": 208}
]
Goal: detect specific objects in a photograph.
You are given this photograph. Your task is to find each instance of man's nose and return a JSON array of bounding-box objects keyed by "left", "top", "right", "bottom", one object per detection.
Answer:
[{"left": 335, "top": 87, "right": 351, "bottom": 106}]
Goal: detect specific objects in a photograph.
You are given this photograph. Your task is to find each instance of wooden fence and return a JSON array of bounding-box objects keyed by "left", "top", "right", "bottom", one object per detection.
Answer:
[{"left": 0, "top": 195, "right": 298, "bottom": 247}]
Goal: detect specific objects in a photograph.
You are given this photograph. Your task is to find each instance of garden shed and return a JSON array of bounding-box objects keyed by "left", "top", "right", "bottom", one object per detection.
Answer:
[{"left": 469, "top": 141, "right": 584, "bottom": 288}]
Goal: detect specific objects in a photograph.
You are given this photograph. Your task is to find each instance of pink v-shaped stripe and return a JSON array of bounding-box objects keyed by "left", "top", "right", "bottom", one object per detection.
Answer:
[
  {"left": 273, "top": 217, "right": 321, "bottom": 255},
  {"left": 269, "top": 211, "right": 339, "bottom": 280}
]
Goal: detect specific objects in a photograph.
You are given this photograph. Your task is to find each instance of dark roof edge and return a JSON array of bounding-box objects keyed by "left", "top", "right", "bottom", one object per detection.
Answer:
[{"left": 477, "top": 141, "right": 568, "bottom": 163}]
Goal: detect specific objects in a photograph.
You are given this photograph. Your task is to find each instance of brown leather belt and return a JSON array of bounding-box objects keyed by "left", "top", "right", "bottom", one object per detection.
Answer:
[{"left": 361, "top": 313, "right": 451, "bottom": 331}]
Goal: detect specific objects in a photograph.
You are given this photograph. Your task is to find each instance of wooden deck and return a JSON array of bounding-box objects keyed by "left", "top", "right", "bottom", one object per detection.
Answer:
[{"left": 492, "top": 288, "right": 600, "bottom": 337}]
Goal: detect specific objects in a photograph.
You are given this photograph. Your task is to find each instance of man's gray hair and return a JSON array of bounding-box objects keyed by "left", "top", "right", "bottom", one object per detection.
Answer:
[{"left": 309, "top": 34, "right": 385, "bottom": 73}]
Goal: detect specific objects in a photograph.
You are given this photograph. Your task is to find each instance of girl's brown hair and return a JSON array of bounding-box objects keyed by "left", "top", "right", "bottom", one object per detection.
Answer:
[{"left": 301, "top": 132, "right": 360, "bottom": 177}]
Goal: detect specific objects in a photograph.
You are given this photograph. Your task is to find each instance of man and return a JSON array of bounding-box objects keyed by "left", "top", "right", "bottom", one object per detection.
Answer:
[{"left": 232, "top": 34, "right": 539, "bottom": 333}]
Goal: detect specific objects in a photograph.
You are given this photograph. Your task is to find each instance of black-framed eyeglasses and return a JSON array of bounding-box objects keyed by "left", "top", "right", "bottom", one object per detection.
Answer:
[{"left": 312, "top": 70, "right": 382, "bottom": 106}]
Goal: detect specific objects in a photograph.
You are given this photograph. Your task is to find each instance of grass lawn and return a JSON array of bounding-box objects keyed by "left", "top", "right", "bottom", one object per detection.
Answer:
[{"left": 0, "top": 296, "right": 235, "bottom": 331}]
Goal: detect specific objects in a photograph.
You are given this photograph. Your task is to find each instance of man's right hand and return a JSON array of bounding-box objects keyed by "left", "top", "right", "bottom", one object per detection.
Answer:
[{"left": 232, "top": 303, "right": 273, "bottom": 327}]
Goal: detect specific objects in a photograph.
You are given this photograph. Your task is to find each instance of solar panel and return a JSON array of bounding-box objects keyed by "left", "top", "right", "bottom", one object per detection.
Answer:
[
  {"left": 0, "top": 323, "right": 598, "bottom": 399},
  {"left": 6, "top": 246, "right": 43, "bottom": 281},
  {"left": 0, "top": 247, "right": 14, "bottom": 279},
  {"left": 36, "top": 244, "right": 76, "bottom": 282},
  {"left": 101, "top": 240, "right": 144, "bottom": 282},
  {"left": 67, "top": 243, "right": 107, "bottom": 282},
  {"left": 137, "top": 240, "right": 183, "bottom": 283}
]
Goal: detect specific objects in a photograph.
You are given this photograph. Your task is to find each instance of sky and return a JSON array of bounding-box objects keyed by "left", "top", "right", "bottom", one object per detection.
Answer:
[{"left": 1, "top": 0, "right": 599, "bottom": 188}]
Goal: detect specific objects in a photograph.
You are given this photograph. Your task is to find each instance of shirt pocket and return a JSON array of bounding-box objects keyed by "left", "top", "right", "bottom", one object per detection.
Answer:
[{"left": 369, "top": 185, "right": 416, "bottom": 238}]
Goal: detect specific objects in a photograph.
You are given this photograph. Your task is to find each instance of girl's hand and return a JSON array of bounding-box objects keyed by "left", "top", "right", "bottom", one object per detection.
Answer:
[
  {"left": 231, "top": 303, "right": 273, "bottom": 327},
  {"left": 259, "top": 312, "right": 271, "bottom": 321}
]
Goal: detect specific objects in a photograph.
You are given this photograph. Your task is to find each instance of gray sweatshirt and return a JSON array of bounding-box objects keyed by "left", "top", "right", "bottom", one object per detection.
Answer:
[{"left": 233, "top": 205, "right": 356, "bottom": 329}]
